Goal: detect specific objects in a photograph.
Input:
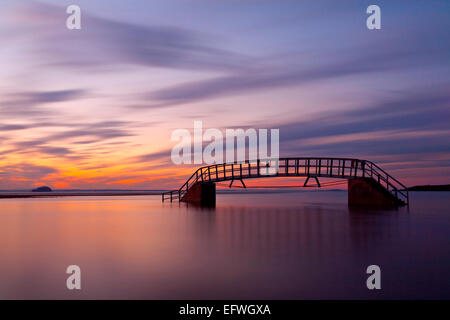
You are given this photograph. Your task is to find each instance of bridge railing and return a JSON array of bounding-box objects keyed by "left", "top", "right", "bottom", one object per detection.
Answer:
[
  {"left": 363, "top": 160, "right": 409, "bottom": 204},
  {"left": 162, "top": 157, "right": 409, "bottom": 205}
]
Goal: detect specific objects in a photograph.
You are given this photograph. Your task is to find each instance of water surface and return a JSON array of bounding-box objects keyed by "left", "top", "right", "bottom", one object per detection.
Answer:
[{"left": 0, "top": 191, "right": 449, "bottom": 299}]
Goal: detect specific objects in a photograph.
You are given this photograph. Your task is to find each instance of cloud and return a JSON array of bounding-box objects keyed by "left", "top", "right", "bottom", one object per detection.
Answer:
[
  {"left": 142, "top": 17, "right": 449, "bottom": 107},
  {"left": 6, "top": 2, "right": 251, "bottom": 72},
  {"left": 0, "top": 163, "right": 58, "bottom": 182},
  {"left": 276, "top": 88, "right": 450, "bottom": 144},
  {"left": 46, "top": 121, "right": 136, "bottom": 141},
  {"left": 270, "top": 87, "right": 450, "bottom": 161},
  {"left": 20, "top": 89, "right": 85, "bottom": 104},
  {"left": 285, "top": 134, "right": 450, "bottom": 158},
  {"left": 0, "top": 124, "right": 30, "bottom": 131},
  {"left": 1, "top": 89, "right": 86, "bottom": 106},
  {"left": 0, "top": 89, "right": 86, "bottom": 118},
  {"left": 131, "top": 149, "right": 173, "bottom": 164},
  {"left": 10, "top": 140, "right": 73, "bottom": 157},
  {"left": 148, "top": 54, "right": 442, "bottom": 108},
  {"left": 3, "top": 120, "right": 138, "bottom": 159}
]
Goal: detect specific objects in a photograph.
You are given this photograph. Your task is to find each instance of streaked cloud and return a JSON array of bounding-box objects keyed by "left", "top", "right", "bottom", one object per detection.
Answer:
[
  {"left": 0, "top": 163, "right": 58, "bottom": 187},
  {"left": 0, "top": 89, "right": 86, "bottom": 120},
  {"left": 5, "top": 2, "right": 251, "bottom": 72}
]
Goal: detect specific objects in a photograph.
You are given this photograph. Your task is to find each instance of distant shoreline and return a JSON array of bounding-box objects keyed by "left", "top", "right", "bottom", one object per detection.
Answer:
[
  {"left": 0, "top": 190, "right": 162, "bottom": 199},
  {"left": 408, "top": 185, "right": 450, "bottom": 191}
]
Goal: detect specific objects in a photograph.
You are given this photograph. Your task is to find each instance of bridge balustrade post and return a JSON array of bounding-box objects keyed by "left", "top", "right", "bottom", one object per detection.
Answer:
[
  {"left": 362, "top": 161, "right": 365, "bottom": 177},
  {"left": 208, "top": 166, "right": 211, "bottom": 181},
  {"left": 257, "top": 160, "right": 260, "bottom": 177}
]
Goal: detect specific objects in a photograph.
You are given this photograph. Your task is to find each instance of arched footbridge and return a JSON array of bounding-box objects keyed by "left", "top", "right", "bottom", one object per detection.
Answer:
[{"left": 162, "top": 157, "right": 409, "bottom": 207}]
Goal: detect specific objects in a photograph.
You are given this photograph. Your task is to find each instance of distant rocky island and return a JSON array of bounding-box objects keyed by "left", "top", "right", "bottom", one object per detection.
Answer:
[
  {"left": 32, "top": 186, "right": 53, "bottom": 192},
  {"left": 408, "top": 184, "right": 450, "bottom": 191}
]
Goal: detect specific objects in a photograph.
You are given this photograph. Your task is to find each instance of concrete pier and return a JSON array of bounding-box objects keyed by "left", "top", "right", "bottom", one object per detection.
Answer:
[
  {"left": 181, "top": 182, "right": 216, "bottom": 207},
  {"left": 348, "top": 177, "right": 404, "bottom": 207}
]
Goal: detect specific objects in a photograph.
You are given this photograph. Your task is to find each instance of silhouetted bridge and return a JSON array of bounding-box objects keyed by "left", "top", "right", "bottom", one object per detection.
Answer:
[{"left": 162, "top": 157, "right": 409, "bottom": 207}]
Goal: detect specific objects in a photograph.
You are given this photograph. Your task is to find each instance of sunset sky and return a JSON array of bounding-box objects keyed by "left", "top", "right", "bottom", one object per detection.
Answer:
[{"left": 0, "top": 0, "right": 449, "bottom": 190}]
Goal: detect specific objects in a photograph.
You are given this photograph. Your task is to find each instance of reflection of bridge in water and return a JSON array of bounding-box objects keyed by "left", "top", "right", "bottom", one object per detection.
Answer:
[{"left": 162, "top": 157, "right": 409, "bottom": 207}]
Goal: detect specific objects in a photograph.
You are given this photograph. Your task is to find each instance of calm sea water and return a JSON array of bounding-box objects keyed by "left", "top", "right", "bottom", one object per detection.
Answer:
[{"left": 0, "top": 190, "right": 449, "bottom": 299}]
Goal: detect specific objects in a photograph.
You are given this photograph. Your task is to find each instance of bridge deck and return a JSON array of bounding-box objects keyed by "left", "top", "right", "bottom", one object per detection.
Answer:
[{"left": 162, "top": 157, "right": 409, "bottom": 205}]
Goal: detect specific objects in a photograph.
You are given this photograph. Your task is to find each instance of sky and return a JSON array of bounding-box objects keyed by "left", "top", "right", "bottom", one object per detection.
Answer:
[{"left": 0, "top": 0, "right": 449, "bottom": 190}]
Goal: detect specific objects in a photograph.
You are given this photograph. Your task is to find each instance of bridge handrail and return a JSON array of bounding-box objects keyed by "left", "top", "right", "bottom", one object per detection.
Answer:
[
  {"left": 364, "top": 160, "right": 408, "bottom": 190},
  {"left": 362, "top": 160, "right": 409, "bottom": 201}
]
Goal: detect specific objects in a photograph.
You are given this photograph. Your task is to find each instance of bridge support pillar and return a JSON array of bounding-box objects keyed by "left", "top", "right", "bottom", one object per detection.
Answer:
[
  {"left": 348, "top": 178, "right": 404, "bottom": 207},
  {"left": 229, "top": 179, "right": 246, "bottom": 188},
  {"left": 181, "top": 182, "right": 216, "bottom": 207},
  {"left": 304, "top": 176, "right": 320, "bottom": 187}
]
